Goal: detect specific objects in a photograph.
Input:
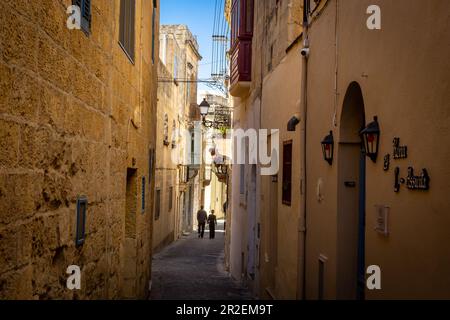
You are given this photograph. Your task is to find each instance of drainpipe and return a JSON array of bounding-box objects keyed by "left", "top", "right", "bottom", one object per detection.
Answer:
[{"left": 297, "top": 0, "right": 310, "bottom": 300}]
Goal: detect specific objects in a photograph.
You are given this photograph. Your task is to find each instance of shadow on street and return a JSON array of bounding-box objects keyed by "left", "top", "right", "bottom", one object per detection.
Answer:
[{"left": 150, "top": 221, "right": 252, "bottom": 300}]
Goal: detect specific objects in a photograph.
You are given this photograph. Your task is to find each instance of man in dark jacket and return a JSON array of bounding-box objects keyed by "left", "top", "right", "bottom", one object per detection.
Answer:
[
  {"left": 197, "top": 206, "right": 207, "bottom": 239},
  {"left": 208, "top": 210, "right": 218, "bottom": 239}
]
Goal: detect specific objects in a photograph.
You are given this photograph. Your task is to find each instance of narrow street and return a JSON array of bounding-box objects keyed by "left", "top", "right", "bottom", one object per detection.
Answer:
[
  {"left": 150, "top": 222, "right": 251, "bottom": 300},
  {"left": 0, "top": 0, "right": 448, "bottom": 303}
]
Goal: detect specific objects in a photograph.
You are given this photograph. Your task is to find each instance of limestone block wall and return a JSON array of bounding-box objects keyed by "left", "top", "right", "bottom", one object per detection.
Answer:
[{"left": 0, "top": 0, "right": 159, "bottom": 299}]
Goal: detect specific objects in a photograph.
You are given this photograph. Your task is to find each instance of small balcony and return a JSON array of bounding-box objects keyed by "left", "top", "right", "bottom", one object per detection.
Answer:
[
  {"left": 229, "top": 0, "right": 254, "bottom": 97},
  {"left": 230, "top": 40, "right": 252, "bottom": 97}
]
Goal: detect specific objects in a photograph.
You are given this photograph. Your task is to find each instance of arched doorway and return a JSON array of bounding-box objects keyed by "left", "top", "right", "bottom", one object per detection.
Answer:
[{"left": 337, "top": 82, "right": 366, "bottom": 300}]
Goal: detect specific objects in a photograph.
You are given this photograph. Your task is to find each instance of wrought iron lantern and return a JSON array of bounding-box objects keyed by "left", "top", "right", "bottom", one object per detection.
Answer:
[
  {"left": 360, "top": 116, "right": 380, "bottom": 162},
  {"left": 213, "top": 163, "right": 228, "bottom": 183},
  {"left": 212, "top": 153, "right": 229, "bottom": 183},
  {"left": 198, "top": 98, "right": 231, "bottom": 129},
  {"left": 321, "top": 131, "right": 334, "bottom": 165},
  {"left": 199, "top": 98, "right": 210, "bottom": 118},
  {"left": 215, "top": 163, "right": 228, "bottom": 175}
]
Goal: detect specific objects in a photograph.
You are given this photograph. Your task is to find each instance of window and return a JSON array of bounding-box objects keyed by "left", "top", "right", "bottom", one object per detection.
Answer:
[
  {"left": 141, "top": 177, "right": 146, "bottom": 213},
  {"left": 149, "top": 148, "right": 155, "bottom": 185},
  {"left": 186, "top": 79, "right": 191, "bottom": 103},
  {"left": 76, "top": 196, "right": 87, "bottom": 247},
  {"left": 73, "top": 0, "right": 91, "bottom": 35},
  {"left": 151, "top": 0, "right": 157, "bottom": 64},
  {"left": 231, "top": 0, "right": 254, "bottom": 47},
  {"left": 169, "top": 187, "right": 173, "bottom": 211},
  {"left": 245, "top": 0, "right": 254, "bottom": 33},
  {"left": 155, "top": 190, "right": 161, "bottom": 220},
  {"left": 173, "top": 56, "right": 178, "bottom": 79},
  {"left": 240, "top": 165, "right": 245, "bottom": 195},
  {"left": 319, "top": 255, "right": 328, "bottom": 300},
  {"left": 230, "top": 0, "right": 254, "bottom": 87},
  {"left": 126, "top": 168, "right": 137, "bottom": 238},
  {"left": 231, "top": 0, "right": 241, "bottom": 47},
  {"left": 119, "top": 0, "right": 136, "bottom": 63},
  {"left": 282, "top": 141, "right": 293, "bottom": 206},
  {"left": 319, "top": 259, "right": 325, "bottom": 300},
  {"left": 163, "top": 114, "right": 169, "bottom": 146}
]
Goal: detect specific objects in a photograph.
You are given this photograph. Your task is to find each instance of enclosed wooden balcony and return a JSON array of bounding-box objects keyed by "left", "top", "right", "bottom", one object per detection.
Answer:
[{"left": 229, "top": 0, "right": 254, "bottom": 97}]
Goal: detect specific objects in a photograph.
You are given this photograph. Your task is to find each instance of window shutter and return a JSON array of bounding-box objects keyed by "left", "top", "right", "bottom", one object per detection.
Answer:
[
  {"left": 282, "top": 141, "right": 293, "bottom": 206},
  {"left": 119, "top": 0, "right": 126, "bottom": 46},
  {"left": 152, "top": 0, "right": 157, "bottom": 64},
  {"left": 73, "top": 0, "right": 91, "bottom": 34},
  {"left": 83, "top": 0, "right": 92, "bottom": 24},
  {"left": 141, "top": 177, "right": 146, "bottom": 213},
  {"left": 129, "top": 0, "right": 136, "bottom": 61},
  {"left": 119, "top": 0, "right": 136, "bottom": 63}
]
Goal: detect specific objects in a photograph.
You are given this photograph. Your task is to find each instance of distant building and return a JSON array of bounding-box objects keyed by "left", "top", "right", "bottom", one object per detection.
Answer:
[
  {"left": 227, "top": 0, "right": 304, "bottom": 299},
  {"left": 200, "top": 92, "right": 231, "bottom": 221},
  {"left": 154, "top": 25, "right": 202, "bottom": 252}
]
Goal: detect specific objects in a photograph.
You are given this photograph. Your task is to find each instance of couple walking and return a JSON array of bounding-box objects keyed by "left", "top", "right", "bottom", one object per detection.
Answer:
[{"left": 197, "top": 206, "right": 217, "bottom": 239}]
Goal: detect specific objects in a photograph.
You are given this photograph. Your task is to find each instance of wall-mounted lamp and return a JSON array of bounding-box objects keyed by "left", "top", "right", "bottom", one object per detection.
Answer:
[
  {"left": 360, "top": 116, "right": 380, "bottom": 163},
  {"left": 321, "top": 131, "right": 334, "bottom": 165},
  {"left": 287, "top": 115, "right": 300, "bottom": 132}
]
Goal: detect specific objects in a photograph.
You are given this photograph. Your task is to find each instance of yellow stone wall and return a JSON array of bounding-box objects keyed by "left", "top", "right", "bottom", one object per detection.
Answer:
[
  {"left": 304, "top": 0, "right": 450, "bottom": 300},
  {"left": 154, "top": 25, "right": 202, "bottom": 252},
  {"left": 229, "top": 0, "right": 304, "bottom": 299},
  {"left": 0, "top": 0, "right": 159, "bottom": 299}
]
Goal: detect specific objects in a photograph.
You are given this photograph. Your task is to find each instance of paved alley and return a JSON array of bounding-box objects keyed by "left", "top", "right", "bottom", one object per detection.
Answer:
[{"left": 150, "top": 222, "right": 252, "bottom": 300}]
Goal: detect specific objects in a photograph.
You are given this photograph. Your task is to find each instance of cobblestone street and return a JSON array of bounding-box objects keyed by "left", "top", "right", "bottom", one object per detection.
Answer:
[{"left": 150, "top": 222, "right": 252, "bottom": 300}]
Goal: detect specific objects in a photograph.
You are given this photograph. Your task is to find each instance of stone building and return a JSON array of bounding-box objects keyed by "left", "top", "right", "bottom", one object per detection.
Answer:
[
  {"left": 154, "top": 25, "right": 202, "bottom": 252},
  {"left": 228, "top": 0, "right": 450, "bottom": 300},
  {"left": 0, "top": 0, "right": 159, "bottom": 299},
  {"left": 228, "top": 0, "right": 304, "bottom": 299},
  {"left": 200, "top": 92, "right": 231, "bottom": 221},
  {"left": 302, "top": 0, "right": 450, "bottom": 300}
]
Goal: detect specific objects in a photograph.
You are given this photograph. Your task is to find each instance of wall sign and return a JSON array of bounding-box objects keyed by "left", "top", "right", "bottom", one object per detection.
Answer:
[
  {"left": 374, "top": 205, "right": 389, "bottom": 236},
  {"left": 386, "top": 137, "right": 430, "bottom": 192},
  {"left": 394, "top": 167, "right": 402, "bottom": 193},
  {"left": 393, "top": 138, "right": 408, "bottom": 159},
  {"left": 383, "top": 154, "right": 390, "bottom": 171},
  {"left": 406, "top": 167, "right": 430, "bottom": 191},
  {"left": 394, "top": 167, "right": 430, "bottom": 192}
]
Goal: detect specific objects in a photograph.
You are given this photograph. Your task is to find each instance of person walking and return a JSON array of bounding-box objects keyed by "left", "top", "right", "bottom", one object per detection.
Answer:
[
  {"left": 197, "top": 206, "right": 207, "bottom": 239},
  {"left": 207, "top": 210, "right": 218, "bottom": 239}
]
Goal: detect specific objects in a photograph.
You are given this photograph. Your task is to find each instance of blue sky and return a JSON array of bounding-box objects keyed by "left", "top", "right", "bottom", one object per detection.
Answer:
[{"left": 160, "top": 0, "right": 218, "bottom": 92}]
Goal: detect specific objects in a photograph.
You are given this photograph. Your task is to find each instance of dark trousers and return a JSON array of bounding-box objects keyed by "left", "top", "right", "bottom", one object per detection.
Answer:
[
  {"left": 209, "top": 224, "right": 216, "bottom": 239},
  {"left": 198, "top": 222, "right": 205, "bottom": 238}
]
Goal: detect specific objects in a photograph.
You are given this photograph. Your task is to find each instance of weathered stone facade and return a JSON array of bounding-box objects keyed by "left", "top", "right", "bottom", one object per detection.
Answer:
[
  {"left": 229, "top": 0, "right": 450, "bottom": 300},
  {"left": 228, "top": 0, "right": 304, "bottom": 299},
  {"left": 153, "top": 25, "right": 202, "bottom": 253},
  {"left": 0, "top": 0, "right": 159, "bottom": 299},
  {"left": 153, "top": 59, "right": 178, "bottom": 252}
]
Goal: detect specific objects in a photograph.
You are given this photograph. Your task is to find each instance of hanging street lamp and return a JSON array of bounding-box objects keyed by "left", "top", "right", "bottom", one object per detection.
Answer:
[
  {"left": 199, "top": 98, "right": 211, "bottom": 119},
  {"left": 198, "top": 98, "right": 231, "bottom": 130}
]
